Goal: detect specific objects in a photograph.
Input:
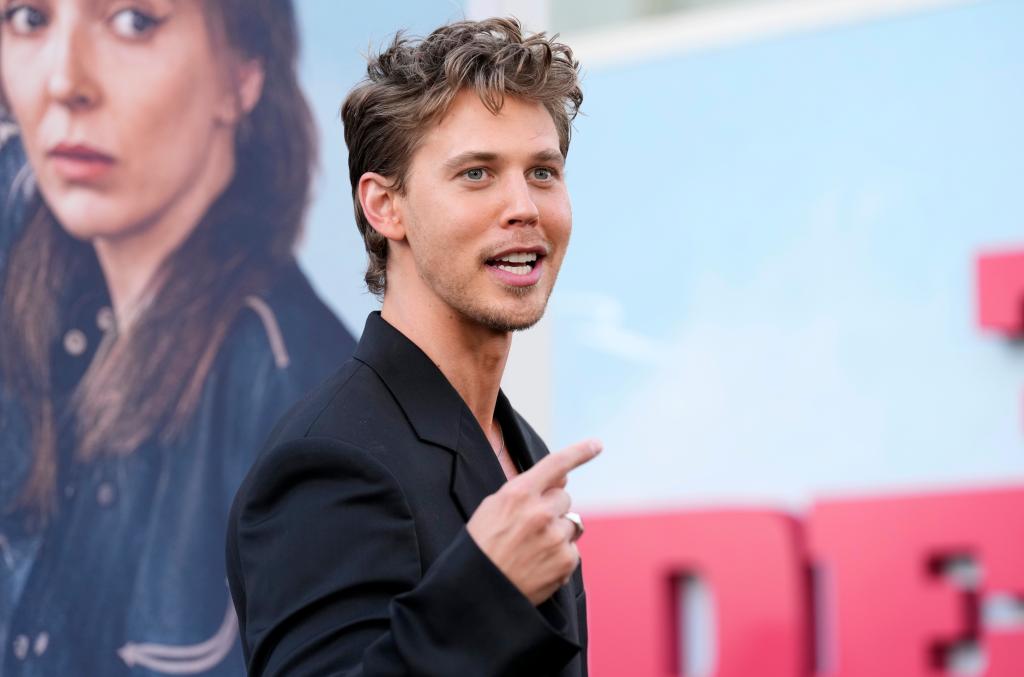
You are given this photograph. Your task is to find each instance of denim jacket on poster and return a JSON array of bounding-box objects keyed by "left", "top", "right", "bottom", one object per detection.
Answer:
[{"left": 0, "top": 128, "right": 357, "bottom": 676}]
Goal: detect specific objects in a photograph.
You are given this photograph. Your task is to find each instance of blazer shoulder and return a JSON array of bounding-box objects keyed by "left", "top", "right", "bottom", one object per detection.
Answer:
[
  {"left": 235, "top": 433, "right": 410, "bottom": 521},
  {"left": 259, "top": 351, "right": 405, "bottom": 444},
  {"left": 255, "top": 357, "right": 363, "bottom": 444}
]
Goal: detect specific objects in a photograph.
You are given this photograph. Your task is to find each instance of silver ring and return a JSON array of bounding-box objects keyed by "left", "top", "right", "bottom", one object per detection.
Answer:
[{"left": 563, "top": 511, "right": 584, "bottom": 542}]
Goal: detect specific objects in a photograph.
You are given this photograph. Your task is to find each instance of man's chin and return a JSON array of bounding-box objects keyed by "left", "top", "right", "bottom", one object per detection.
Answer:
[
  {"left": 505, "top": 314, "right": 545, "bottom": 333},
  {"left": 465, "top": 300, "right": 548, "bottom": 334}
]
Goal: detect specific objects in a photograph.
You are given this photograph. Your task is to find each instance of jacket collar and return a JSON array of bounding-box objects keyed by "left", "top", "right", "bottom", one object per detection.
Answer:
[
  {"left": 494, "top": 390, "right": 548, "bottom": 471},
  {"left": 354, "top": 312, "right": 465, "bottom": 451},
  {"left": 353, "top": 312, "right": 521, "bottom": 518}
]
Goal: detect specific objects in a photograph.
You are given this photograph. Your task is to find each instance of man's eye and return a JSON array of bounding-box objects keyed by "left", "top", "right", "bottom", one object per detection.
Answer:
[
  {"left": 464, "top": 168, "right": 486, "bottom": 181},
  {"left": 109, "top": 8, "right": 162, "bottom": 39},
  {"left": 2, "top": 5, "right": 48, "bottom": 35},
  {"left": 532, "top": 167, "right": 554, "bottom": 181}
]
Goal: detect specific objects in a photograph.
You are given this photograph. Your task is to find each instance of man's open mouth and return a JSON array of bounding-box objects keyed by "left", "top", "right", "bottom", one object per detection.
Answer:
[{"left": 486, "top": 251, "right": 541, "bottom": 276}]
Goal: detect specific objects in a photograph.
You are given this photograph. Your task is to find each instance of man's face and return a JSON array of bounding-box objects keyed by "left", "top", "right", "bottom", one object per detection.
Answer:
[{"left": 395, "top": 89, "right": 572, "bottom": 332}]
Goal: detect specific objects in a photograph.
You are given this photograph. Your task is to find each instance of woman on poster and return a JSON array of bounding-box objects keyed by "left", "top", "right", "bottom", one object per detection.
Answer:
[{"left": 0, "top": 1, "right": 354, "bottom": 673}]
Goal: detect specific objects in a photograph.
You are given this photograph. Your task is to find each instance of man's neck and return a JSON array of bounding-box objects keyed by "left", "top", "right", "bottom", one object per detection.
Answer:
[{"left": 380, "top": 290, "right": 511, "bottom": 438}]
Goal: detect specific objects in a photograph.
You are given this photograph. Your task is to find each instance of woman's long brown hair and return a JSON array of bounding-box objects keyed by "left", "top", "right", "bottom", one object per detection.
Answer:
[{"left": 0, "top": 0, "right": 317, "bottom": 525}]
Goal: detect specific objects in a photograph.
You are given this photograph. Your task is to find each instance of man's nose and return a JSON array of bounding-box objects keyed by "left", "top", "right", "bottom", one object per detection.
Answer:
[
  {"left": 502, "top": 176, "right": 540, "bottom": 227},
  {"left": 45, "top": 24, "right": 100, "bottom": 110}
]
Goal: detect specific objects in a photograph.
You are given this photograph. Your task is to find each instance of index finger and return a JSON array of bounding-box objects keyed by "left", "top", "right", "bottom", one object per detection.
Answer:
[{"left": 519, "top": 439, "right": 602, "bottom": 491}]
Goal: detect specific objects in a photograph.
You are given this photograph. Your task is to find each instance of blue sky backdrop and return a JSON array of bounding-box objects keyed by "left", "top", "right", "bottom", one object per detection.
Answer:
[{"left": 552, "top": 0, "right": 1024, "bottom": 509}]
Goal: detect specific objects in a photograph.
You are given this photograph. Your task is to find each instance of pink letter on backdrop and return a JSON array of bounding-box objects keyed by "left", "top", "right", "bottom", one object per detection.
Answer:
[
  {"left": 976, "top": 249, "right": 1024, "bottom": 431},
  {"left": 977, "top": 250, "right": 1024, "bottom": 336},
  {"left": 807, "top": 488, "right": 1024, "bottom": 677},
  {"left": 579, "top": 510, "right": 809, "bottom": 677}
]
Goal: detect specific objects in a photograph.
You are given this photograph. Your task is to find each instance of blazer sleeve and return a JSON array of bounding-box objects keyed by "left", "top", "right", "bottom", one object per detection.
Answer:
[{"left": 227, "top": 436, "right": 580, "bottom": 677}]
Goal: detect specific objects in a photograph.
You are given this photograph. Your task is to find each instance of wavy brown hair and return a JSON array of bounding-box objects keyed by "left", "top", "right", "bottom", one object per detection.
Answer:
[
  {"left": 0, "top": 0, "right": 316, "bottom": 524},
  {"left": 341, "top": 17, "right": 583, "bottom": 297}
]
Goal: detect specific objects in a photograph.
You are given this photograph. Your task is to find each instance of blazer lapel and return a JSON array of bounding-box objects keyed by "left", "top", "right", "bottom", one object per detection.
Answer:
[
  {"left": 353, "top": 313, "right": 463, "bottom": 450},
  {"left": 449, "top": 408, "right": 507, "bottom": 520},
  {"left": 352, "top": 313, "right": 507, "bottom": 520},
  {"left": 498, "top": 392, "right": 547, "bottom": 473}
]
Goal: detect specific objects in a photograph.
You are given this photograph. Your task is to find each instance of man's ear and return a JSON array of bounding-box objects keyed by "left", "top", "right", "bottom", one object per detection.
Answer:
[{"left": 358, "top": 172, "right": 406, "bottom": 241}]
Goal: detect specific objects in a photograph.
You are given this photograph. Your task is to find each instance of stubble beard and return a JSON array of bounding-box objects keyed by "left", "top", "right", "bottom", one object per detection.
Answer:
[{"left": 418, "top": 264, "right": 552, "bottom": 333}]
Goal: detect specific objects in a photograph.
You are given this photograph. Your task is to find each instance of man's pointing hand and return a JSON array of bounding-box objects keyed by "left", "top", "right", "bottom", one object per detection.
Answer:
[{"left": 467, "top": 439, "right": 602, "bottom": 605}]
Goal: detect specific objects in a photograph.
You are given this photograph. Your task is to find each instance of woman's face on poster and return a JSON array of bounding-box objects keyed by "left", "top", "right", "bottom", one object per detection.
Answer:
[{"left": 0, "top": 0, "right": 262, "bottom": 243}]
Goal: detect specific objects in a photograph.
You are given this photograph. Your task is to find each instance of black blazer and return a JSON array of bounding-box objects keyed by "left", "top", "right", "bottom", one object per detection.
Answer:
[{"left": 226, "top": 312, "right": 587, "bottom": 676}]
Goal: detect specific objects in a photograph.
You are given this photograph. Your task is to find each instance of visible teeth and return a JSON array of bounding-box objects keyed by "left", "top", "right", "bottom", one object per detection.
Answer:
[
  {"left": 495, "top": 252, "right": 537, "bottom": 264},
  {"left": 497, "top": 264, "right": 531, "bottom": 275}
]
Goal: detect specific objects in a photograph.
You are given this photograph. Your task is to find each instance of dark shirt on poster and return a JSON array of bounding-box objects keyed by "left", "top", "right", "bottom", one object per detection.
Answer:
[
  {"left": 0, "top": 128, "right": 357, "bottom": 676},
  {"left": 227, "top": 312, "right": 589, "bottom": 677}
]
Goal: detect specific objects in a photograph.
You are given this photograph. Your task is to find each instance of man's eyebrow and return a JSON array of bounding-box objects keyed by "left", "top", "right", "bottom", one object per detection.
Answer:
[
  {"left": 531, "top": 149, "right": 565, "bottom": 166},
  {"left": 443, "top": 151, "right": 499, "bottom": 171},
  {"left": 442, "top": 149, "right": 566, "bottom": 171}
]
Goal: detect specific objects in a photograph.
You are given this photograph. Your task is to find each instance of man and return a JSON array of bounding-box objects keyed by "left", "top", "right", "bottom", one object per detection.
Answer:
[{"left": 226, "top": 18, "right": 598, "bottom": 676}]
